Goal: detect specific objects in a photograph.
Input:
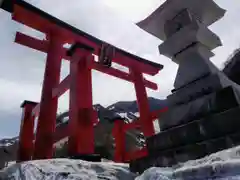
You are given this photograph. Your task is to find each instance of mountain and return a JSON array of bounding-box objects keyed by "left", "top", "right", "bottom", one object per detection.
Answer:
[
  {"left": 56, "top": 97, "right": 167, "bottom": 124},
  {"left": 0, "top": 137, "right": 18, "bottom": 169},
  {"left": 107, "top": 97, "right": 167, "bottom": 113},
  {"left": 103, "top": 97, "right": 167, "bottom": 123},
  {"left": 0, "top": 137, "right": 18, "bottom": 148}
]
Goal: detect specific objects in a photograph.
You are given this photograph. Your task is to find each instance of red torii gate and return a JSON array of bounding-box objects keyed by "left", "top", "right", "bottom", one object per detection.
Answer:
[{"left": 1, "top": 0, "right": 165, "bottom": 162}]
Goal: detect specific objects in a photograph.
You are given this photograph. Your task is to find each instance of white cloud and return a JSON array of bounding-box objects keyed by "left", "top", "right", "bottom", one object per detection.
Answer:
[{"left": 102, "top": 0, "right": 165, "bottom": 22}]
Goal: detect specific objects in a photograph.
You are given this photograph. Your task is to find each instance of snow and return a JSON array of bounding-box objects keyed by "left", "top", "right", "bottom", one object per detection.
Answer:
[
  {"left": 3, "top": 146, "right": 240, "bottom": 179},
  {"left": 109, "top": 106, "right": 116, "bottom": 110},
  {"left": 0, "top": 137, "right": 18, "bottom": 147},
  {"left": 118, "top": 113, "right": 130, "bottom": 120},
  {"left": 0, "top": 142, "right": 13, "bottom": 147},
  {"left": 134, "top": 112, "right": 140, "bottom": 117},
  {"left": 137, "top": 145, "right": 240, "bottom": 180},
  {"left": 0, "top": 159, "right": 136, "bottom": 180}
]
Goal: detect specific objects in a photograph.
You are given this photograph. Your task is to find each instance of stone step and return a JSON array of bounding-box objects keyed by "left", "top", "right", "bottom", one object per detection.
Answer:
[
  {"left": 168, "top": 74, "right": 231, "bottom": 106},
  {"left": 148, "top": 106, "right": 240, "bottom": 154},
  {"left": 159, "top": 85, "right": 240, "bottom": 131},
  {"left": 130, "top": 129, "right": 240, "bottom": 173}
]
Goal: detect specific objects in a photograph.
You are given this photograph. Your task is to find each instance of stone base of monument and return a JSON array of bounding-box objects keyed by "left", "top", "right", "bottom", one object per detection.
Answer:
[
  {"left": 69, "top": 154, "right": 102, "bottom": 162},
  {"left": 130, "top": 87, "right": 240, "bottom": 173},
  {"left": 131, "top": 0, "right": 235, "bottom": 174},
  {"left": 160, "top": 85, "right": 240, "bottom": 131},
  {"left": 130, "top": 130, "right": 240, "bottom": 173},
  {"left": 130, "top": 113, "right": 240, "bottom": 172}
]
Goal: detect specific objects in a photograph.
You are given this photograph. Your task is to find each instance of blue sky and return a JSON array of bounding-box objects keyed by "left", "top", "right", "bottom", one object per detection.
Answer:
[{"left": 0, "top": 0, "right": 240, "bottom": 138}]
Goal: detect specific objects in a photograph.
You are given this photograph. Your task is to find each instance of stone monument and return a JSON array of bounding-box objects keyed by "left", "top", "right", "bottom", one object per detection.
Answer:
[{"left": 130, "top": 0, "right": 240, "bottom": 173}]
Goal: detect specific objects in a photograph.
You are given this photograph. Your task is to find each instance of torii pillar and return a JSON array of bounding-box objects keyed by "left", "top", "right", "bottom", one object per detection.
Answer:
[
  {"left": 33, "top": 32, "right": 65, "bottom": 159},
  {"left": 17, "top": 100, "right": 37, "bottom": 162},
  {"left": 67, "top": 43, "right": 95, "bottom": 156}
]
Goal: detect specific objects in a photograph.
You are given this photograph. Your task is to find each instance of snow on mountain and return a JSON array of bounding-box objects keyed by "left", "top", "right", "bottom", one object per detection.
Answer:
[
  {"left": 105, "top": 97, "right": 167, "bottom": 123},
  {"left": 0, "top": 159, "right": 136, "bottom": 180},
  {"left": 0, "top": 137, "right": 18, "bottom": 148}
]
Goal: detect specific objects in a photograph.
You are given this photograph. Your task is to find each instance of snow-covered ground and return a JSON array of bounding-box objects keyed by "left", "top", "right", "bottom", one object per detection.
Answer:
[
  {"left": 138, "top": 145, "right": 240, "bottom": 180},
  {"left": 0, "top": 159, "right": 136, "bottom": 180},
  {"left": 3, "top": 145, "right": 240, "bottom": 179}
]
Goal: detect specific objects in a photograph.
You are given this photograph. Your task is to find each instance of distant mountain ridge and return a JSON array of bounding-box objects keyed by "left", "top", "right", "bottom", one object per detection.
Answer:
[
  {"left": 57, "top": 97, "right": 167, "bottom": 124},
  {"left": 107, "top": 97, "right": 167, "bottom": 113}
]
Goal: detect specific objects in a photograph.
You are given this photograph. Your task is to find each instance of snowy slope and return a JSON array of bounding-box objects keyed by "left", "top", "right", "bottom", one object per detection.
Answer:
[
  {"left": 137, "top": 145, "right": 240, "bottom": 180},
  {"left": 3, "top": 146, "right": 240, "bottom": 179},
  {"left": 0, "top": 159, "right": 136, "bottom": 180}
]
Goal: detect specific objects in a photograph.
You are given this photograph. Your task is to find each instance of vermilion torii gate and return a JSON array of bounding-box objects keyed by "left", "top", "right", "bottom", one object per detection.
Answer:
[{"left": 0, "top": 0, "right": 166, "bottom": 162}]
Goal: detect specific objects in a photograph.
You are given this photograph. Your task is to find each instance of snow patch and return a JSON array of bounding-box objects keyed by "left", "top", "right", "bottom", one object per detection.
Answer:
[
  {"left": 3, "top": 146, "right": 240, "bottom": 179},
  {"left": 0, "top": 159, "right": 136, "bottom": 180},
  {"left": 137, "top": 145, "right": 240, "bottom": 180}
]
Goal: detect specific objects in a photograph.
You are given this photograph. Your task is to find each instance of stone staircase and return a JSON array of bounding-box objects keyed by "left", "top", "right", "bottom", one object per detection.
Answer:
[{"left": 130, "top": 86, "right": 240, "bottom": 173}]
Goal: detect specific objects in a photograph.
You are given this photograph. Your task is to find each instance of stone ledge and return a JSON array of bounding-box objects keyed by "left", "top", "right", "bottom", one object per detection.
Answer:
[
  {"left": 159, "top": 86, "right": 240, "bottom": 131},
  {"left": 131, "top": 129, "right": 240, "bottom": 173},
  {"left": 153, "top": 105, "right": 240, "bottom": 152}
]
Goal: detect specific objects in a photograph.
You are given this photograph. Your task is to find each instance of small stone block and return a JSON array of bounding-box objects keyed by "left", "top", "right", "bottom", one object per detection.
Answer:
[{"left": 69, "top": 154, "right": 101, "bottom": 162}]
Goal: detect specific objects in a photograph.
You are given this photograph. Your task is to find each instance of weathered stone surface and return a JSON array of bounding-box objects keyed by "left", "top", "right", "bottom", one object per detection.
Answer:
[
  {"left": 159, "top": 86, "right": 240, "bottom": 131},
  {"left": 137, "top": 0, "right": 226, "bottom": 40},
  {"left": 148, "top": 121, "right": 202, "bottom": 152},
  {"left": 173, "top": 43, "right": 220, "bottom": 89},
  {"left": 164, "top": 9, "right": 196, "bottom": 38},
  {"left": 168, "top": 72, "right": 240, "bottom": 106},
  {"left": 168, "top": 74, "right": 224, "bottom": 106},
  {"left": 159, "top": 24, "right": 221, "bottom": 59},
  {"left": 131, "top": 130, "right": 240, "bottom": 173},
  {"left": 130, "top": 150, "right": 176, "bottom": 173},
  {"left": 152, "top": 106, "right": 240, "bottom": 153}
]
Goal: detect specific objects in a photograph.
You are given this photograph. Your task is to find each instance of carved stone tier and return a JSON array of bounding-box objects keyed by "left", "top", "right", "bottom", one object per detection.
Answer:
[
  {"left": 159, "top": 23, "right": 222, "bottom": 59},
  {"left": 159, "top": 86, "right": 240, "bottom": 130},
  {"left": 137, "top": 0, "right": 226, "bottom": 40}
]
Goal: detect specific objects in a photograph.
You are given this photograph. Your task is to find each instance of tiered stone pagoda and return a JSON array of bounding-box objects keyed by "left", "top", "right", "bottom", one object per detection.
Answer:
[{"left": 130, "top": 0, "right": 240, "bottom": 173}]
